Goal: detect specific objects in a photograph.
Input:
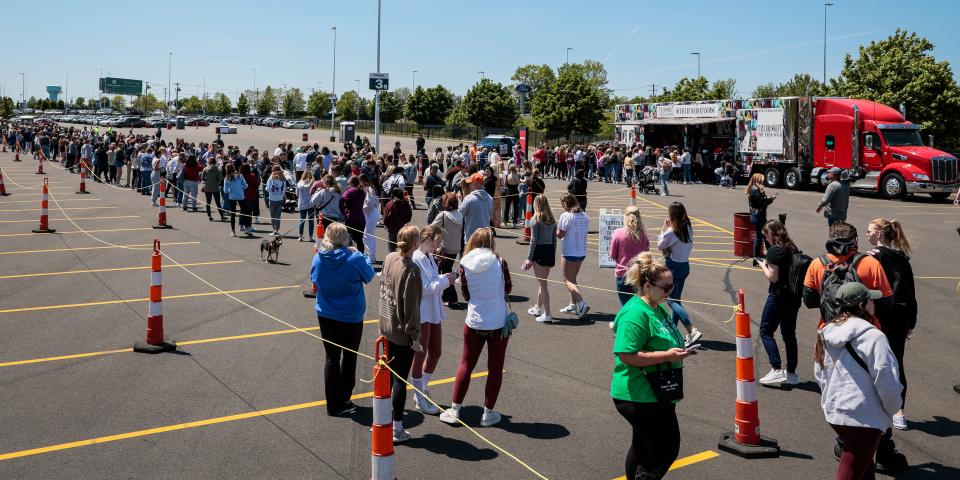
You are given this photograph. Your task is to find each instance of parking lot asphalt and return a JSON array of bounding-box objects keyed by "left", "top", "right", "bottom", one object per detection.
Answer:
[{"left": 0, "top": 142, "right": 958, "bottom": 479}]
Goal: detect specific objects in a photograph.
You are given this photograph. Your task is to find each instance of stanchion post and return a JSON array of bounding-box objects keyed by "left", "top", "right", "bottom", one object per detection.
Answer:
[
  {"left": 31, "top": 178, "right": 56, "bottom": 233},
  {"left": 0, "top": 170, "right": 9, "bottom": 196},
  {"left": 371, "top": 336, "right": 396, "bottom": 480},
  {"left": 303, "top": 217, "right": 325, "bottom": 297},
  {"left": 153, "top": 178, "right": 173, "bottom": 229},
  {"left": 718, "top": 289, "right": 780, "bottom": 458},
  {"left": 76, "top": 163, "right": 90, "bottom": 194},
  {"left": 630, "top": 185, "right": 637, "bottom": 206},
  {"left": 516, "top": 192, "right": 533, "bottom": 245},
  {"left": 134, "top": 239, "right": 177, "bottom": 354}
]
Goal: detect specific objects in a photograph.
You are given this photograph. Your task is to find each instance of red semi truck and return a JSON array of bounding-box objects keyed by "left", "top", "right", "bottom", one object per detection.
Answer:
[{"left": 613, "top": 97, "right": 959, "bottom": 199}]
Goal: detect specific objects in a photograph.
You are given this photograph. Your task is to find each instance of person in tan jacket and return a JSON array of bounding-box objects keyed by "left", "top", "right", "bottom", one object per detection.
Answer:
[{"left": 378, "top": 225, "right": 424, "bottom": 443}]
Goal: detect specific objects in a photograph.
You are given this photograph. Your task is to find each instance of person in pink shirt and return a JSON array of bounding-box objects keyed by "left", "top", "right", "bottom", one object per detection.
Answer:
[{"left": 609, "top": 206, "right": 651, "bottom": 305}]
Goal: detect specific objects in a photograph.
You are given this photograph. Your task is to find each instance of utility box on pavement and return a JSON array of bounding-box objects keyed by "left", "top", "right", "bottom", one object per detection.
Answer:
[
  {"left": 176, "top": 116, "right": 185, "bottom": 130},
  {"left": 340, "top": 122, "right": 356, "bottom": 143}
]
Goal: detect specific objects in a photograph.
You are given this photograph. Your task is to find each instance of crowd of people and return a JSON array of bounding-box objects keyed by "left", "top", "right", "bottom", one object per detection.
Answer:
[{"left": 1, "top": 117, "right": 951, "bottom": 480}]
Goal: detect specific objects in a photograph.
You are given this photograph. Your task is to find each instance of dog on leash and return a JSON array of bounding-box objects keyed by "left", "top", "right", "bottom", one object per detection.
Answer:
[{"left": 260, "top": 237, "right": 283, "bottom": 263}]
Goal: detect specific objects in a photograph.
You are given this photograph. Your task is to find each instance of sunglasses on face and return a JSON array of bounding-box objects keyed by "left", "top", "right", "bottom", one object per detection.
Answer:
[{"left": 655, "top": 283, "right": 674, "bottom": 291}]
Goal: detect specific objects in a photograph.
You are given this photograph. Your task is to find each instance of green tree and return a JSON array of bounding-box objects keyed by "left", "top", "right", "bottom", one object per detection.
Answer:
[
  {"left": 40, "top": 98, "right": 51, "bottom": 110},
  {"left": 306, "top": 90, "right": 332, "bottom": 119},
  {"left": 406, "top": 85, "right": 455, "bottom": 125},
  {"left": 132, "top": 94, "right": 161, "bottom": 113},
  {"left": 0, "top": 97, "right": 15, "bottom": 117},
  {"left": 392, "top": 87, "right": 411, "bottom": 117},
  {"left": 831, "top": 29, "right": 960, "bottom": 146},
  {"left": 280, "top": 88, "right": 305, "bottom": 117},
  {"left": 660, "top": 77, "right": 710, "bottom": 102},
  {"left": 459, "top": 79, "right": 518, "bottom": 129},
  {"left": 56, "top": 100, "right": 65, "bottom": 110},
  {"left": 257, "top": 86, "right": 277, "bottom": 116},
  {"left": 532, "top": 63, "right": 608, "bottom": 136},
  {"left": 751, "top": 82, "right": 778, "bottom": 98},
  {"left": 367, "top": 91, "right": 404, "bottom": 123},
  {"left": 511, "top": 64, "right": 556, "bottom": 112},
  {"left": 214, "top": 93, "right": 232, "bottom": 115},
  {"left": 74, "top": 97, "right": 85, "bottom": 109},
  {"left": 356, "top": 96, "right": 372, "bottom": 120},
  {"left": 751, "top": 74, "right": 827, "bottom": 98},
  {"left": 335, "top": 90, "right": 360, "bottom": 121},
  {"left": 237, "top": 94, "right": 249, "bottom": 115},
  {"left": 111, "top": 95, "right": 126, "bottom": 111},
  {"left": 86, "top": 98, "right": 97, "bottom": 109},
  {"left": 27, "top": 97, "right": 38, "bottom": 109},
  {"left": 181, "top": 96, "right": 202, "bottom": 114},
  {"left": 709, "top": 78, "right": 737, "bottom": 99}
]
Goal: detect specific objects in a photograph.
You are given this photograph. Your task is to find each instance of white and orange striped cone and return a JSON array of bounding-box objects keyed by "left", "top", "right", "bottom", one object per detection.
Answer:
[
  {"left": 2, "top": 138, "right": 7, "bottom": 152},
  {"left": 76, "top": 163, "right": 90, "bottom": 194},
  {"left": 303, "top": 218, "right": 325, "bottom": 298},
  {"left": 35, "top": 153, "right": 45, "bottom": 175},
  {"left": 630, "top": 185, "right": 637, "bottom": 206},
  {"left": 133, "top": 239, "right": 177, "bottom": 354},
  {"left": 371, "top": 336, "right": 397, "bottom": 480},
  {"left": 14, "top": 142, "right": 21, "bottom": 161},
  {"left": 153, "top": 178, "right": 173, "bottom": 229},
  {"left": 31, "top": 178, "right": 57, "bottom": 233},
  {"left": 718, "top": 289, "right": 780, "bottom": 458},
  {"left": 0, "top": 171, "right": 9, "bottom": 196},
  {"left": 516, "top": 192, "right": 533, "bottom": 245}
]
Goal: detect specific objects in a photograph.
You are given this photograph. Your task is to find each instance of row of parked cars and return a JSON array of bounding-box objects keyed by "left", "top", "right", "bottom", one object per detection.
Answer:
[
  {"left": 43, "top": 113, "right": 313, "bottom": 130},
  {"left": 222, "top": 116, "right": 311, "bottom": 129}
]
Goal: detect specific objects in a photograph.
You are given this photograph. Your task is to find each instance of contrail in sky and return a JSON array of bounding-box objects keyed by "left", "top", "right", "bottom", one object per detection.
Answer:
[{"left": 603, "top": 25, "right": 641, "bottom": 63}]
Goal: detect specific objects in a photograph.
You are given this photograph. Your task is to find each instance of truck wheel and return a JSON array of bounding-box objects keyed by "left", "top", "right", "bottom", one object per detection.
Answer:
[
  {"left": 929, "top": 192, "right": 951, "bottom": 201},
  {"left": 881, "top": 173, "right": 906, "bottom": 199},
  {"left": 784, "top": 168, "right": 802, "bottom": 190},
  {"left": 764, "top": 167, "right": 782, "bottom": 188}
]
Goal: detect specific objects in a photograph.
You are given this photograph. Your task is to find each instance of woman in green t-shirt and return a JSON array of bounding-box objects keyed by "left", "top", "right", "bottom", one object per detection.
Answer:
[{"left": 611, "top": 252, "right": 689, "bottom": 480}]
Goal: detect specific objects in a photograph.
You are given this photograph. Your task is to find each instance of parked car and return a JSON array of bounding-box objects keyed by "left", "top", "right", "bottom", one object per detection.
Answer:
[
  {"left": 288, "top": 121, "right": 310, "bottom": 129},
  {"left": 478, "top": 134, "right": 517, "bottom": 155},
  {"left": 186, "top": 118, "right": 210, "bottom": 127}
]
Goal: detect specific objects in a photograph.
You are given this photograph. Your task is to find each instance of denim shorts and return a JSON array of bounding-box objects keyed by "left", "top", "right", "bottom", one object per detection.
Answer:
[{"left": 563, "top": 255, "right": 585, "bottom": 263}]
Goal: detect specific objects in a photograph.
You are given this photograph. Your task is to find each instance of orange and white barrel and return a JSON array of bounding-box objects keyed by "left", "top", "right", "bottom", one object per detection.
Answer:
[
  {"left": 76, "top": 163, "right": 90, "bottom": 194},
  {"left": 630, "top": 185, "right": 637, "bottom": 206},
  {"left": 31, "top": 178, "right": 56, "bottom": 233},
  {"left": 733, "top": 289, "right": 760, "bottom": 445},
  {"left": 0, "top": 170, "right": 9, "bottom": 196},
  {"left": 153, "top": 178, "right": 172, "bottom": 229},
  {"left": 371, "top": 336, "right": 396, "bottom": 479},
  {"left": 517, "top": 192, "right": 533, "bottom": 245}
]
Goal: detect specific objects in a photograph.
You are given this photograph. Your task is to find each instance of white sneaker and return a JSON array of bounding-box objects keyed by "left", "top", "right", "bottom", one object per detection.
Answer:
[
  {"left": 393, "top": 428, "right": 411, "bottom": 443},
  {"left": 892, "top": 413, "right": 908, "bottom": 430},
  {"left": 480, "top": 410, "right": 502, "bottom": 427},
  {"left": 576, "top": 301, "right": 590, "bottom": 319},
  {"left": 439, "top": 408, "right": 460, "bottom": 425},
  {"left": 535, "top": 314, "right": 553, "bottom": 323},
  {"left": 560, "top": 304, "right": 576, "bottom": 314},
  {"left": 786, "top": 372, "right": 800, "bottom": 385},
  {"left": 608, "top": 321, "right": 615, "bottom": 330},
  {"left": 685, "top": 329, "right": 703, "bottom": 346},
  {"left": 415, "top": 392, "right": 439, "bottom": 415},
  {"left": 527, "top": 306, "right": 542, "bottom": 317},
  {"left": 759, "top": 368, "right": 787, "bottom": 386}
]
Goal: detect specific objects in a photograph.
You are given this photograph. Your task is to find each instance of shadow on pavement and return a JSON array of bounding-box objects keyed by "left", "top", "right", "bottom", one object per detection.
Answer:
[
  {"left": 698, "top": 339, "right": 736, "bottom": 352},
  {"left": 909, "top": 415, "right": 959, "bottom": 438},
  {"left": 893, "top": 462, "right": 960, "bottom": 479},
  {"left": 402, "top": 433, "right": 498, "bottom": 461},
  {"left": 498, "top": 417, "right": 571, "bottom": 440}
]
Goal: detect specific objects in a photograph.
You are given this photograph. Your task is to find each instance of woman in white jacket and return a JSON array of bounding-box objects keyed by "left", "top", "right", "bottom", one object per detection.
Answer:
[
  {"left": 439, "top": 228, "right": 512, "bottom": 428},
  {"left": 815, "top": 282, "right": 902, "bottom": 480},
  {"left": 360, "top": 174, "right": 381, "bottom": 262},
  {"left": 410, "top": 226, "right": 457, "bottom": 415}
]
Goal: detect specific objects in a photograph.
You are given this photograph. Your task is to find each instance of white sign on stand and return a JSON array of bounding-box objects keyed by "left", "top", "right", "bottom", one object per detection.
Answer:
[{"left": 598, "top": 209, "right": 624, "bottom": 268}]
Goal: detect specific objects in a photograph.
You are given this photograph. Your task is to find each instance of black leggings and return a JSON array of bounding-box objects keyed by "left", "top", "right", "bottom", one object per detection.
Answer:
[
  {"left": 613, "top": 399, "right": 680, "bottom": 480},
  {"left": 389, "top": 342, "right": 416, "bottom": 422},
  {"left": 205, "top": 191, "right": 223, "bottom": 218},
  {"left": 346, "top": 222, "right": 366, "bottom": 254},
  {"left": 317, "top": 316, "right": 364, "bottom": 414},
  {"left": 503, "top": 190, "right": 520, "bottom": 224}
]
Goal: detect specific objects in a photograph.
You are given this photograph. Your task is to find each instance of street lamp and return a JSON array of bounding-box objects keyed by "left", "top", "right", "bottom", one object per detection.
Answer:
[
  {"left": 478, "top": 71, "right": 485, "bottom": 80},
  {"left": 251, "top": 68, "right": 257, "bottom": 116},
  {"left": 566, "top": 47, "right": 573, "bottom": 65},
  {"left": 355, "top": 79, "right": 360, "bottom": 120},
  {"left": 18, "top": 73, "right": 24, "bottom": 109},
  {"left": 330, "top": 25, "right": 337, "bottom": 142},
  {"left": 690, "top": 52, "right": 701, "bottom": 78},
  {"left": 375, "top": 0, "right": 382, "bottom": 153},
  {"left": 823, "top": 2, "right": 834, "bottom": 84},
  {"left": 167, "top": 52, "right": 172, "bottom": 112},
  {"left": 412, "top": 70, "right": 417, "bottom": 91}
]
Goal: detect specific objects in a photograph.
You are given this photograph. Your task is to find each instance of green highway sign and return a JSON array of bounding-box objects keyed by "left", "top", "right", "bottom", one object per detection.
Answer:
[{"left": 99, "top": 77, "right": 143, "bottom": 95}]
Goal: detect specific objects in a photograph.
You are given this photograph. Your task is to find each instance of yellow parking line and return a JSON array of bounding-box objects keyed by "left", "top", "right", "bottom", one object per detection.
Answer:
[
  {"left": 0, "top": 286, "right": 299, "bottom": 314},
  {"left": 0, "top": 320, "right": 379, "bottom": 368},
  {"left": 0, "top": 260, "right": 242, "bottom": 280},
  {"left": 0, "top": 227, "right": 152, "bottom": 238},
  {"left": 633, "top": 195, "right": 735, "bottom": 235},
  {"left": 0, "top": 241, "right": 201, "bottom": 256},
  {"left": 0, "top": 215, "right": 139, "bottom": 223},
  {"left": 0, "top": 206, "right": 117, "bottom": 212},
  {"left": 612, "top": 450, "right": 720, "bottom": 479},
  {"left": 0, "top": 371, "right": 488, "bottom": 461}
]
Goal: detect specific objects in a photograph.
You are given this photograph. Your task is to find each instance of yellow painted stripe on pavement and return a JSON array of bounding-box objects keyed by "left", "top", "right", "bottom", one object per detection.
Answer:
[
  {"left": 0, "top": 215, "right": 139, "bottom": 223},
  {"left": 0, "top": 206, "right": 117, "bottom": 212},
  {"left": 612, "top": 450, "right": 720, "bottom": 479},
  {"left": 0, "top": 260, "right": 242, "bottom": 280},
  {"left": 0, "top": 242, "right": 200, "bottom": 256},
  {"left": 0, "top": 227, "right": 152, "bottom": 238},
  {"left": 0, "top": 286, "right": 299, "bottom": 314},
  {"left": 0, "top": 320, "right": 379, "bottom": 368},
  {"left": 636, "top": 196, "right": 736, "bottom": 235},
  {"left": 0, "top": 372, "right": 488, "bottom": 461}
]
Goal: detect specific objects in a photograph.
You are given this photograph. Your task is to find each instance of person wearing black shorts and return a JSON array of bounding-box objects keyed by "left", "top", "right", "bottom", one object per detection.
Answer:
[{"left": 522, "top": 194, "right": 558, "bottom": 323}]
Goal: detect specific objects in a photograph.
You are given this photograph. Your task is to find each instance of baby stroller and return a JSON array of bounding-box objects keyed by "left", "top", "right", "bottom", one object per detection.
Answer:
[
  {"left": 281, "top": 168, "right": 298, "bottom": 213},
  {"left": 637, "top": 166, "right": 660, "bottom": 195}
]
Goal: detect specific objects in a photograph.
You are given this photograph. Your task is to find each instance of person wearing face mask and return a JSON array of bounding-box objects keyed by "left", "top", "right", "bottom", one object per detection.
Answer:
[{"left": 610, "top": 252, "right": 689, "bottom": 480}]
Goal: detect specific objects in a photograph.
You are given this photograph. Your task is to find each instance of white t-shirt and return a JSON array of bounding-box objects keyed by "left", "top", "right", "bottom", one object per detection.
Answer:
[
  {"left": 558, "top": 211, "right": 589, "bottom": 258},
  {"left": 293, "top": 152, "right": 308, "bottom": 172}
]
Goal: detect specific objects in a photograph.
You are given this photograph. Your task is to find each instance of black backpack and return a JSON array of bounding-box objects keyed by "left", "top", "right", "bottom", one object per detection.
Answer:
[
  {"left": 785, "top": 249, "right": 813, "bottom": 297},
  {"left": 818, "top": 253, "right": 866, "bottom": 321}
]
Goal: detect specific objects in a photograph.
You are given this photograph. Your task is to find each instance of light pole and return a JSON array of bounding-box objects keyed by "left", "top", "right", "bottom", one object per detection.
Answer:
[
  {"left": 252, "top": 68, "right": 257, "bottom": 116},
  {"left": 355, "top": 79, "right": 360, "bottom": 120},
  {"left": 202, "top": 76, "right": 207, "bottom": 115},
  {"left": 823, "top": 2, "right": 834, "bottom": 84},
  {"left": 144, "top": 82, "right": 151, "bottom": 115},
  {"left": 18, "top": 73, "right": 24, "bottom": 109},
  {"left": 412, "top": 70, "right": 417, "bottom": 91},
  {"left": 690, "top": 52, "right": 701, "bottom": 78},
  {"left": 167, "top": 52, "right": 172, "bottom": 112},
  {"left": 330, "top": 26, "right": 337, "bottom": 142},
  {"left": 478, "top": 71, "right": 485, "bottom": 80},
  {"left": 566, "top": 47, "right": 572, "bottom": 65},
  {"left": 374, "top": 0, "right": 382, "bottom": 153}
]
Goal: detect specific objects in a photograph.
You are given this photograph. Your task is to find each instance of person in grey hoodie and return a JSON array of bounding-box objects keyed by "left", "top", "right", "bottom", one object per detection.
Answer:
[
  {"left": 458, "top": 173, "right": 493, "bottom": 241},
  {"left": 815, "top": 282, "right": 902, "bottom": 480},
  {"left": 817, "top": 167, "right": 850, "bottom": 227}
]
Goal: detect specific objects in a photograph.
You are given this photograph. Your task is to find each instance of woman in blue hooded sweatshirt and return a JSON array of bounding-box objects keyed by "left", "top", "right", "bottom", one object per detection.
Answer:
[{"left": 311, "top": 222, "right": 376, "bottom": 416}]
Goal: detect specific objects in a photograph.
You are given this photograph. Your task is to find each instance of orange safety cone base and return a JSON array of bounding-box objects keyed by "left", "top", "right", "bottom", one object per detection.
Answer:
[
  {"left": 76, "top": 190, "right": 91, "bottom": 194},
  {"left": 717, "top": 432, "right": 780, "bottom": 459},
  {"left": 31, "top": 227, "right": 57, "bottom": 233},
  {"left": 152, "top": 223, "right": 173, "bottom": 229},
  {"left": 516, "top": 238, "right": 530, "bottom": 245},
  {"left": 133, "top": 339, "right": 177, "bottom": 354}
]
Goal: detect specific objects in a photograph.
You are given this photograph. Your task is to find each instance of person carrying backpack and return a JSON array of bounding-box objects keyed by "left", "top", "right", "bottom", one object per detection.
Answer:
[
  {"left": 802, "top": 222, "right": 907, "bottom": 472},
  {"left": 757, "top": 220, "right": 807, "bottom": 387},
  {"left": 815, "top": 282, "right": 902, "bottom": 480}
]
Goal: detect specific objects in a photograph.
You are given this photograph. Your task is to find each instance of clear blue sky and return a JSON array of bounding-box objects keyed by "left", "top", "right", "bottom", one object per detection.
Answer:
[{"left": 4, "top": 0, "right": 958, "bottom": 104}]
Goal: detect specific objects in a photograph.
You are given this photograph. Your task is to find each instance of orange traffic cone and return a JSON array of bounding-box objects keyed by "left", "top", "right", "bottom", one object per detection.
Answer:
[
  {"left": 31, "top": 179, "right": 56, "bottom": 233},
  {"left": 371, "top": 337, "right": 396, "bottom": 480},
  {"left": 133, "top": 239, "right": 177, "bottom": 353},
  {"left": 153, "top": 178, "right": 173, "bottom": 229},
  {"left": 630, "top": 185, "right": 637, "bottom": 206},
  {"left": 0, "top": 170, "right": 9, "bottom": 196},
  {"left": 516, "top": 192, "right": 533, "bottom": 245},
  {"left": 718, "top": 289, "right": 780, "bottom": 458},
  {"left": 76, "top": 163, "right": 91, "bottom": 194},
  {"left": 303, "top": 217, "right": 325, "bottom": 298}
]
